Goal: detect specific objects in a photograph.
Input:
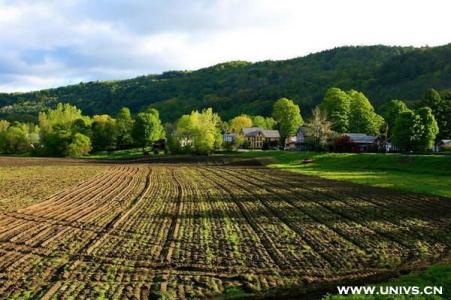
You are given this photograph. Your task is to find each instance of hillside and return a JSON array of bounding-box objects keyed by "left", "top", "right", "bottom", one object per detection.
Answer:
[{"left": 1, "top": 44, "right": 451, "bottom": 122}]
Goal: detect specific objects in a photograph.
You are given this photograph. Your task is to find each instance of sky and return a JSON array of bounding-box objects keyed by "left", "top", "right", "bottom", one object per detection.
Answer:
[{"left": 1, "top": 0, "right": 451, "bottom": 93}]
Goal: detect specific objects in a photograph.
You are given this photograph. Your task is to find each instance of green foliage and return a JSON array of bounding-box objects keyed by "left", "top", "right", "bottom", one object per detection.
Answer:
[
  {"left": 0, "top": 124, "right": 30, "bottom": 154},
  {"left": 416, "top": 107, "right": 439, "bottom": 151},
  {"left": 272, "top": 98, "right": 303, "bottom": 139},
  {"left": 319, "top": 88, "right": 384, "bottom": 135},
  {"left": 71, "top": 118, "right": 92, "bottom": 136},
  {"left": 67, "top": 133, "right": 92, "bottom": 157},
  {"left": 39, "top": 103, "right": 91, "bottom": 156},
  {"left": 380, "top": 100, "right": 409, "bottom": 136},
  {"left": 392, "top": 110, "right": 418, "bottom": 152},
  {"left": 392, "top": 107, "right": 439, "bottom": 151},
  {"left": 304, "top": 107, "right": 336, "bottom": 150},
  {"left": 0, "top": 120, "right": 10, "bottom": 132},
  {"left": 251, "top": 115, "right": 276, "bottom": 129},
  {"left": 228, "top": 114, "right": 253, "bottom": 133},
  {"left": 3, "top": 45, "right": 451, "bottom": 122},
  {"left": 420, "top": 89, "right": 451, "bottom": 141},
  {"left": 42, "top": 125, "right": 73, "bottom": 156},
  {"left": 91, "top": 115, "right": 116, "bottom": 151},
  {"left": 348, "top": 90, "right": 384, "bottom": 135},
  {"left": 39, "top": 103, "right": 87, "bottom": 131},
  {"left": 115, "top": 107, "right": 134, "bottom": 149},
  {"left": 320, "top": 87, "right": 351, "bottom": 132},
  {"left": 132, "top": 108, "right": 164, "bottom": 149},
  {"left": 171, "top": 108, "right": 222, "bottom": 154}
]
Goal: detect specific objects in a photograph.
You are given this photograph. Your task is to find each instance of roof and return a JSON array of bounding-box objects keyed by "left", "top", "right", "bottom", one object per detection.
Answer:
[
  {"left": 242, "top": 127, "right": 280, "bottom": 138},
  {"left": 344, "top": 133, "right": 378, "bottom": 144},
  {"left": 242, "top": 127, "right": 261, "bottom": 135},
  {"left": 440, "top": 139, "right": 451, "bottom": 145}
]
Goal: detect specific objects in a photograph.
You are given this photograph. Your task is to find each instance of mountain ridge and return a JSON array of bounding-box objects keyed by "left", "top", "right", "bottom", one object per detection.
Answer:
[{"left": 1, "top": 43, "right": 450, "bottom": 122}]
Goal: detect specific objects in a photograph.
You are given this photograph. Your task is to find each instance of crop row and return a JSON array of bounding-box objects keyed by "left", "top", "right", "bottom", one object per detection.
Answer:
[{"left": 0, "top": 163, "right": 450, "bottom": 299}]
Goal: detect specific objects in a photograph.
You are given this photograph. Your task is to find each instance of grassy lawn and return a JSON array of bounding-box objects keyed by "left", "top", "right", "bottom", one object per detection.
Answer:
[
  {"left": 234, "top": 152, "right": 451, "bottom": 299},
  {"left": 237, "top": 151, "right": 451, "bottom": 198}
]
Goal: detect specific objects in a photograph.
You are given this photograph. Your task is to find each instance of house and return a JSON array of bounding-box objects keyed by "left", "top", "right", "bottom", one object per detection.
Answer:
[
  {"left": 242, "top": 127, "right": 280, "bottom": 149},
  {"left": 342, "top": 133, "right": 378, "bottom": 152},
  {"left": 438, "top": 139, "right": 451, "bottom": 152},
  {"left": 180, "top": 137, "right": 192, "bottom": 148},
  {"left": 223, "top": 133, "right": 236, "bottom": 143},
  {"left": 285, "top": 127, "right": 307, "bottom": 150}
]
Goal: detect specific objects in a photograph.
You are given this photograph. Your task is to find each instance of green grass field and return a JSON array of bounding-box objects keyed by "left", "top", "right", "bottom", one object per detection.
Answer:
[
  {"left": 237, "top": 151, "right": 451, "bottom": 198},
  {"left": 233, "top": 151, "right": 451, "bottom": 298}
]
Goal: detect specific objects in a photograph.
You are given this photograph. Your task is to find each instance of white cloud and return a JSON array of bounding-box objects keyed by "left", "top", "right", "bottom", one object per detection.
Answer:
[{"left": 0, "top": 0, "right": 450, "bottom": 92}]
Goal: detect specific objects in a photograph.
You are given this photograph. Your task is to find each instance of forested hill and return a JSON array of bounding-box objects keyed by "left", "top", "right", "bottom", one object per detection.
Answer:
[{"left": 1, "top": 43, "right": 451, "bottom": 122}]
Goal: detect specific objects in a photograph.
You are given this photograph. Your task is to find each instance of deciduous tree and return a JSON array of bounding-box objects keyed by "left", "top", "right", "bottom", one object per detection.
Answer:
[
  {"left": 132, "top": 108, "right": 164, "bottom": 151},
  {"left": 304, "top": 107, "right": 335, "bottom": 150},
  {"left": 66, "top": 133, "right": 92, "bottom": 157},
  {"left": 251, "top": 115, "right": 276, "bottom": 129},
  {"left": 272, "top": 98, "right": 303, "bottom": 141},
  {"left": 392, "top": 107, "right": 439, "bottom": 152},
  {"left": 348, "top": 90, "right": 384, "bottom": 135},
  {"left": 171, "top": 108, "right": 222, "bottom": 154},
  {"left": 116, "top": 107, "right": 134, "bottom": 149},
  {"left": 381, "top": 100, "right": 409, "bottom": 137},
  {"left": 319, "top": 87, "right": 351, "bottom": 133},
  {"left": 228, "top": 115, "right": 252, "bottom": 133},
  {"left": 91, "top": 114, "right": 116, "bottom": 151}
]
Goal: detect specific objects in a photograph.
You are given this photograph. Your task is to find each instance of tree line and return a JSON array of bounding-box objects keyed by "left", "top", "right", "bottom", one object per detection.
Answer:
[
  {"left": 0, "top": 104, "right": 164, "bottom": 157},
  {"left": 0, "top": 87, "right": 449, "bottom": 156}
]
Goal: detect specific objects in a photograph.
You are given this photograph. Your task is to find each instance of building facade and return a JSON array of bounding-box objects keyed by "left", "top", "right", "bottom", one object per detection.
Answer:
[{"left": 242, "top": 127, "right": 280, "bottom": 149}]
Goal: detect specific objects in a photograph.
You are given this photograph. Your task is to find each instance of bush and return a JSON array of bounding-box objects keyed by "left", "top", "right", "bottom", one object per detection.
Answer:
[{"left": 66, "top": 133, "right": 92, "bottom": 157}]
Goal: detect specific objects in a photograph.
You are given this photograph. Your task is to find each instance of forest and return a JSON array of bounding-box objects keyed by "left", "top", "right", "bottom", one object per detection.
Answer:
[{"left": 1, "top": 44, "right": 451, "bottom": 123}]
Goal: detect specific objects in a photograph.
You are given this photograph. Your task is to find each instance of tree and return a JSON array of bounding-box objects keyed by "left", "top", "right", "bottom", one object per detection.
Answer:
[
  {"left": 348, "top": 90, "right": 384, "bottom": 135},
  {"left": 420, "top": 89, "right": 451, "bottom": 141},
  {"left": 116, "top": 107, "right": 134, "bottom": 149},
  {"left": 39, "top": 103, "right": 90, "bottom": 156},
  {"left": 132, "top": 108, "right": 164, "bottom": 151},
  {"left": 304, "top": 107, "right": 335, "bottom": 150},
  {"left": 392, "top": 110, "right": 417, "bottom": 152},
  {"left": 171, "top": 108, "right": 222, "bottom": 154},
  {"left": 0, "top": 125, "right": 29, "bottom": 154},
  {"left": 18, "top": 123, "right": 40, "bottom": 152},
  {"left": 272, "top": 98, "right": 303, "bottom": 141},
  {"left": 91, "top": 114, "right": 116, "bottom": 151},
  {"left": 72, "top": 118, "right": 92, "bottom": 136},
  {"left": 0, "top": 120, "right": 10, "bottom": 132},
  {"left": 43, "top": 125, "right": 72, "bottom": 156},
  {"left": 251, "top": 115, "right": 276, "bottom": 129},
  {"left": 66, "top": 133, "right": 92, "bottom": 157},
  {"left": 228, "top": 115, "right": 253, "bottom": 133},
  {"left": 392, "top": 107, "right": 439, "bottom": 152},
  {"left": 423, "top": 89, "right": 442, "bottom": 108},
  {"left": 381, "top": 100, "right": 409, "bottom": 137},
  {"left": 416, "top": 107, "right": 439, "bottom": 151},
  {"left": 0, "top": 120, "right": 10, "bottom": 153},
  {"left": 319, "top": 87, "right": 351, "bottom": 132},
  {"left": 39, "top": 103, "right": 86, "bottom": 131}
]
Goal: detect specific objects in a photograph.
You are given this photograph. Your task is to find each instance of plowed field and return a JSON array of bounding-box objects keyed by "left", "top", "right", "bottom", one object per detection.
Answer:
[{"left": 0, "top": 157, "right": 450, "bottom": 299}]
